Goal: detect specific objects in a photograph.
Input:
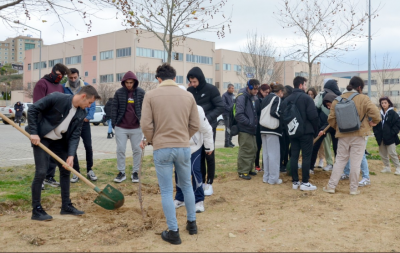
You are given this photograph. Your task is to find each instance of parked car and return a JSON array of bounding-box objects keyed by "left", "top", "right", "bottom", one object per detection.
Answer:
[
  {"left": 1, "top": 102, "right": 32, "bottom": 125},
  {"left": 90, "top": 106, "right": 108, "bottom": 126},
  {"left": 217, "top": 115, "right": 224, "bottom": 126}
]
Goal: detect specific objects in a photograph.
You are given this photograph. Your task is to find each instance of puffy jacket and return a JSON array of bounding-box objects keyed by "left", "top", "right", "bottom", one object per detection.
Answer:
[
  {"left": 235, "top": 88, "right": 258, "bottom": 135},
  {"left": 222, "top": 91, "right": 235, "bottom": 117},
  {"left": 62, "top": 80, "right": 96, "bottom": 120},
  {"left": 111, "top": 71, "right": 145, "bottom": 128},
  {"left": 28, "top": 92, "right": 87, "bottom": 156},
  {"left": 260, "top": 93, "right": 282, "bottom": 136},
  {"left": 190, "top": 105, "right": 214, "bottom": 154},
  {"left": 104, "top": 98, "right": 113, "bottom": 121},
  {"left": 317, "top": 91, "right": 340, "bottom": 132},
  {"left": 14, "top": 102, "right": 24, "bottom": 117},
  {"left": 373, "top": 108, "right": 400, "bottom": 146},
  {"left": 187, "top": 67, "right": 224, "bottom": 128}
]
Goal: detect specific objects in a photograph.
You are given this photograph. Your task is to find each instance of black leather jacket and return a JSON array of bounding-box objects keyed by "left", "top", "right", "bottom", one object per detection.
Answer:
[{"left": 28, "top": 92, "right": 87, "bottom": 156}]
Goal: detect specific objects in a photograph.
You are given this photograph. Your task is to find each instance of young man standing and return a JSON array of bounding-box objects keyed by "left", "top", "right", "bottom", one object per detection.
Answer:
[
  {"left": 111, "top": 71, "right": 145, "bottom": 183},
  {"left": 235, "top": 79, "right": 260, "bottom": 180},
  {"left": 222, "top": 83, "right": 235, "bottom": 148},
  {"left": 187, "top": 67, "right": 224, "bottom": 196},
  {"left": 141, "top": 64, "right": 199, "bottom": 245},
  {"left": 28, "top": 86, "right": 101, "bottom": 221},
  {"left": 62, "top": 68, "right": 97, "bottom": 183}
]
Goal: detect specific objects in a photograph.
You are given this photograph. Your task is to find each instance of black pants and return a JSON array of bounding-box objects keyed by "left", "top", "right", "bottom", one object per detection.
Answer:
[
  {"left": 201, "top": 127, "right": 216, "bottom": 184},
  {"left": 32, "top": 138, "right": 71, "bottom": 208},
  {"left": 255, "top": 131, "right": 262, "bottom": 167},
  {"left": 290, "top": 134, "right": 313, "bottom": 183},
  {"left": 310, "top": 129, "right": 338, "bottom": 170},
  {"left": 280, "top": 131, "right": 291, "bottom": 168},
  {"left": 223, "top": 115, "right": 231, "bottom": 145},
  {"left": 73, "top": 122, "right": 93, "bottom": 173}
]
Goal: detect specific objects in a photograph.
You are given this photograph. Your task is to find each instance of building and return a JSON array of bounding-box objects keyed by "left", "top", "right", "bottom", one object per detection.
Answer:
[
  {"left": 0, "top": 35, "right": 42, "bottom": 66},
  {"left": 274, "top": 60, "right": 321, "bottom": 88}
]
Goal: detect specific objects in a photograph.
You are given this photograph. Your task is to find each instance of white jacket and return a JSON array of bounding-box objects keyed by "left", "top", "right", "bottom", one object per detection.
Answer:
[{"left": 190, "top": 105, "right": 214, "bottom": 154}]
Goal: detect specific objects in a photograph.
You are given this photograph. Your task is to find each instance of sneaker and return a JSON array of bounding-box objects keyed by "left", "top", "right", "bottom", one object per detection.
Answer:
[
  {"left": 395, "top": 168, "right": 400, "bottom": 175},
  {"left": 381, "top": 167, "right": 391, "bottom": 173},
  {"left": 87, "top": 170, "right": 97, "bottom": 181},
  {"left": 292, "top": 181, "right": 300, "bottom": 190},
  {"left": 300, "top": 182, "right": 317, "bottom": 191},
  {"left": 186, "top": 220, "right": 198, "bottom": 235},
  {"left": 249, "top": 171, "right": 257, "bottom": 176},
  {"left": 204, "top": 184, "right": 213, "bottom": 196},
  {"left": 44, "top": 177, "right": 60, "bottom": 187},
  {"left": 31, "top": 205, "right": 53, "bottom": 221},
  {"left": 268, "top": 179, "right": 282, "bottom": 185},
  {"left": 323, "top": 186, "right": 335, "bottom": 194},
  {"left": 340, "top": 174, "right": 349, "bottom": 180},
  {"left": 255, "top": 166, "right": 261, "bottom": 172},
  {"left": 238, "top": 173, "right": 251, "bottom": 180},
  {"left": 280, "top": 165, "right": 287, "bottom": 173},
  {"left": 114, "top": 172, "right": 126, "bottom": 183},
  {"left": 195, "top": 201, "right": 205, "bottom": 213},
  {"left": 318, "top": 159, "right": 324, "bottom": 168},
  {"left": 350, "top": 190, "right": 360, "bottom": 195},
  {"left": 358, "top": 178, "right": 371, "bottom": 187},
  {"left": 309, "top": 170, "right": 314, "bottom": 175},
  {"left": 323, "top": 164, "right": 333, "bottom": 171},
  {"left": 174, "top": 200, "right": 185, "bottom": 209},
  {"left": 161, "top": 229, "right": 181, "bottom": 245},
  {"left": 41, "top": 183, "right": 45, "bottom": 191},
  {"left": 60, "top": 203, "right": 85, "bottom": 216},
  {"left": 131, "top": 172, "right": 139, "bottom": 183},
  {"left": 70, "top": 174, "right": 79, "bottom": 183}
]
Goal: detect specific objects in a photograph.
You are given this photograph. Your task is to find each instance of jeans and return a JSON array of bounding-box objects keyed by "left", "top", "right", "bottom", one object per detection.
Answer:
[
  {"left": 154, "top": 147, "right": 196, "bottom": 231},
  {"left": 73, "top": 122, "right": 93, "bottom": 173},
  {"left": 32, "top": 138, "right": 71, "bottom": 208},
  {"left": 343, "top": 154, "right": 369, "bottom": 179},
  {"left": 46, "top": 157, "right": 57, "bottom": 179},
  {"left": 290, "top": 134, "right": 313, "bottom": 183},
  {"left": 175, "top": 148, "right": 204, "bottom": 203},
  {"left": 115, "top": 126, "right": 142, "bottom": 174},
  {"left": 201, "top": 127, "right": 216, "bottom": 184},
  {"left": 107, "top": 119, "right": 112, "bottom": 133}
]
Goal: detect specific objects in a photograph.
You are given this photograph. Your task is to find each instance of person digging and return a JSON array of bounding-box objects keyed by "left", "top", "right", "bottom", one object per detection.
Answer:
[{"left": 28, "top": 86, "right": 100, "bottom": 221}]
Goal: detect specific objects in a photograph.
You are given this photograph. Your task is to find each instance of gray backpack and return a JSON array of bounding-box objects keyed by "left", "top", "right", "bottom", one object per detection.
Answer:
[{"left": 334, "top": 93, "right": 365, "bottom": 133}]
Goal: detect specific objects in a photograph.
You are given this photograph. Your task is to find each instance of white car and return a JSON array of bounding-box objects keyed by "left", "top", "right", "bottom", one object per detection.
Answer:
[
  {"left": 1, "top": 102, "right": 32, "bottom": 124},
  {"left": 90, "top": 106, "right": 108, "bottom": 126}
]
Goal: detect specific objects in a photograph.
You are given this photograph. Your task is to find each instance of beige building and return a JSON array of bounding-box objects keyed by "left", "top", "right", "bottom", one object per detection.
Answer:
[
  {"left": 0, "top": 35, "right": 41, "bottom": 66},
  {"left": 275, "top": 60, "right": 321, "bottom": 88}
]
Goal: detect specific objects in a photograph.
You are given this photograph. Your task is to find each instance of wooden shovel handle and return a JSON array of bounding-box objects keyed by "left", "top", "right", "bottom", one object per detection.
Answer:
[
  {"left": 0, "top": 112, "right": 97, "bottom": 190},
  {"left": 313, "top": 125, "right": 331, "bottom": 144}
]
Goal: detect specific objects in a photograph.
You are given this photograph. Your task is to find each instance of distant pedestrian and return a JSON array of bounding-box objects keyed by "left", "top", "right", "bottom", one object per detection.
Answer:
[
  {"left": 14, "top": 101, "right": 24, "bottom": 126},
  {"left": 104, "top": 98, "right": 114, "bottom": 139},
  {"left": 222, "top": 83, "right": 235, "bottom": 148},
  {"left": 255, "top": 84, "right": 271, "bottom": 172}
]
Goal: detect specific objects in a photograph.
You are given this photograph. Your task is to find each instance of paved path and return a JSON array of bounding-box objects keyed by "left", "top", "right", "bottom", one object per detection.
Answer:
[{"left": 0, "top": 123, "right": 237, "bottom": 168}]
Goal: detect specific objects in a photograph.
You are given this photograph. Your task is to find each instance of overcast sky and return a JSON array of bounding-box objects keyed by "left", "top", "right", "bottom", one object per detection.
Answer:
[{"left": 1, "top": 0, "right": 398, "bottom": 73}]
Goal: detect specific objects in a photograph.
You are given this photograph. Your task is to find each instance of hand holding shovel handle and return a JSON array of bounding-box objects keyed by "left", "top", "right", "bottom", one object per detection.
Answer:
[{"left": 313, "top": 125, "right": 331, "bottom": 144}]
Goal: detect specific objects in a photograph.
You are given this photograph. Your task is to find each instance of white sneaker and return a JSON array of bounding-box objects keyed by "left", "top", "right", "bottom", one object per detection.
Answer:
[
  {"left": 395, "top": 168, "right": 400, "bottom": 175},
  {"left": 292, "top": 181, "right": 300, "bottom": 190},
  {"left": 309, "top": 170, "right": 314, "bottom": 175},
  {"left": 318, "top": 159, "right": 324, "bottom": 168},
  {"left": 381, "top": 167, "right": 391, "bottom": 173},
  {"left": 70, "top": 174, "right": 79, "bottom": 183},
  {"left": 323, "top": 164, "right": 333, "bottom": 171},
  {"left": 300, "top": 182, "right": 317, "bottom": 191},
  {"left": 204, "top": 184, "right": 213, "bottom": 196},
  {"left": 340, "top": 174, "right": 349, "bottom": 180},
  {"left": 268, "top": 179, "right": 283, "bottom": 185},
  {"left": 195, "top": 201, "right": 205, "bottom": 213},
  {"left": 358, "top": 178, "right": 371, "bottom": 187},
  {"left": 87, "top": 170, "right": 97, "bottom": 181},
  {"left": 174, "top": 200, "right": 185, "bottom": 209}
]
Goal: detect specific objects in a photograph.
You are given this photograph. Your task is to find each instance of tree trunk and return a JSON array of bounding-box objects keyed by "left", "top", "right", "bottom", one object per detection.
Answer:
[{"left": 308, "top": 63, "right": 313, "bottom": 88}]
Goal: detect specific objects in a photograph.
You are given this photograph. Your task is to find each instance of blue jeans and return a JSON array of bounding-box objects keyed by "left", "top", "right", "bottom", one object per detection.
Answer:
[
  {"left": 154, "top": 147, "right": 196, "bottom": 231},
  {"left": 344, "top": 154, "right": 369, "bottom": 179},
  {"left": 175, "top": 148, "right": 204, "bottom": 203},
  {"left": 107, "top": 119, "right": 112, "bottom": 133}
]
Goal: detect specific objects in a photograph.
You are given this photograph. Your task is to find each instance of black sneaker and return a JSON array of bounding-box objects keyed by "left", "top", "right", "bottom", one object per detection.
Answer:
[
  {"left": 44, "top": 177, "right": 60, "bottom": 187},
  {"left": 31, "top": 205, "right": 53, "bottom": 221},
  {"left": 238, "top": 173, "right": 251, "bottom": 180},
  {"left": 60, "top": 203, "right": 85, "bottom": 216},
  {"left": 365, "top": 150, "right": 371, "bottom": 156},
  {"left": 113, "top": 172, "right": 126, "bottom": 183},
  {"left": 186, "top": 220, "right": 197, "bottom": 235},
  {"left": 161, "top": 229, "right": 181, "bottom": 245},
  {"left": 131, "top": 172, "right": 139, "bottom": 183},
  {"left": 249, "top": 171, "right": 257, "bottom": 176},
  {"left": 280, "top": 165, "right": 287, "bottom": 173}
]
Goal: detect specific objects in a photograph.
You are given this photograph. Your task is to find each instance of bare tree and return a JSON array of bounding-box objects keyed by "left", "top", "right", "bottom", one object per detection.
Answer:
[
  {"left": 97, "top": 83, "right": 118, "bottom": 105},
  {"left": 238, "top": 32, "right": 283, "bottom": 84},
  {"left": 275, "top": 0, "right": 379, "bottom": 86},
  {"left": 136, "top": 64, "right": 159, "bottom": 92},
  {"left": 372, "top": 53, "right": 400, "bottom": 103}
]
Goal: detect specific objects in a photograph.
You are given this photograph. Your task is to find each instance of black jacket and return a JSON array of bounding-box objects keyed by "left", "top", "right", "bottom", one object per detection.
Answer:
[
  {"left": 14, "top": 102, "right": 24, "bottom": 117},
  {"left": 222, "top": 91, "right": 235, "bottom": 117},
  {"left": 235, "top": 88, "right": 258, "bottom": 135},
  {"left": 373, "top": 108, "right": 400, "bottom": 146},
  {"left": 260, "top": 93, "right": 283, "bottom": 136},
  {"left": 28, "top": 92, "right": 87, "bottom": 156},
  {"left": 280, "top": 89, "right": 318, "bottom": 137},
  {"left": 104, "top": 98, "right": 113, "bottom": 121},
  {"left": 187, "top": 67, "right": 224, "bottom": 128}
]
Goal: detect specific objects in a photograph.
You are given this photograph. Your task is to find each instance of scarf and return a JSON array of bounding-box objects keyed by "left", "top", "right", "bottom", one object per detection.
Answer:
[{"left": 43, "top": 67, "right": 63, "bottom": 84}]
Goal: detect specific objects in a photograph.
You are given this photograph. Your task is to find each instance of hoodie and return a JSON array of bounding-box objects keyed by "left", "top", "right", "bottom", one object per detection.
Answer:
[{"left": 373, "top": 107, "right": 400, "bottom": 146}]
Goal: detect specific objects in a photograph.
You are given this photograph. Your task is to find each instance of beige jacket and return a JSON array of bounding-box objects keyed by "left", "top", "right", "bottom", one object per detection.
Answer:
[
  {"left": 328, "top": 90, "right": 381, "bottom": 138},
  {"left": 140, "top": 79, "right": 200, "bottom": 150}
]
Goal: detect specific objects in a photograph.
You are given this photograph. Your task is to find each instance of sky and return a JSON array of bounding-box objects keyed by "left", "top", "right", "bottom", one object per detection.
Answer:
[{"left": 1, "top": 0, "right": 398, "bottom": 74}]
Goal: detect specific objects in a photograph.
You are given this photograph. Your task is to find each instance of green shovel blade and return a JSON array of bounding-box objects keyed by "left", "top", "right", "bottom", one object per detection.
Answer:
[{"left": 93, "top": 184, "right": 125, "bottom": 210}]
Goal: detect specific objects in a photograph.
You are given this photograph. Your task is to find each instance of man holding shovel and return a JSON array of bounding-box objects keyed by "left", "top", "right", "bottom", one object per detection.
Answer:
[{"left": 28, "top": 86, "right": 100, "bottom": 221}]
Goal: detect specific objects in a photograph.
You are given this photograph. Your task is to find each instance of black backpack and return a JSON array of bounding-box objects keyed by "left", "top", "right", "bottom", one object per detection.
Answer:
[{"left": 282, "top": 93, "right": 304, "bottom": 138}]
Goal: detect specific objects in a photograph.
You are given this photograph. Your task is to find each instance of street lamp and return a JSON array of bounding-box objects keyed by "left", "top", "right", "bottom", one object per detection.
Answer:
[
  {"left": 284, "top": 49, "right": 301, "bottom": 85},
  {"left": 13, "top": 21, "right": 42, "bottom": 80},
  {"left": 367, "top": 0, "right": 372, "bottom": 98}
]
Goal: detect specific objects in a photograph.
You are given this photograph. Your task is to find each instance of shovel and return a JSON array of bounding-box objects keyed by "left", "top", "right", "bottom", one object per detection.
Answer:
[{"left": 0, "top": 112, "right": 124, "bottom": 210}]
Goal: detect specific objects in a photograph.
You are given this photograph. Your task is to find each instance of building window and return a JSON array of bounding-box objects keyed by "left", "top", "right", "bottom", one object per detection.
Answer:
[
  {"left": 223, "top": 64, "right": 231, "bottom": 71},
  {"left": 65, "top": 55, "right": 81, "bottom": 65},
  {"left": 223, "top": 82, "right": 231, "bottom": 89},
  {"left": 172, "top": 52, "right": 183, "bottom": 61},
  {"left": 93, "top": 78, "right": 96, "bottom": 84},
  {"left": 244, "top": 66, "right": 255, "bottom": 73},
  {"left": 391, "top": 90, "right": 400, "bottom": 96},
  {"left": 25, "top": 43, "right": 35, "bottom": 50},
  {"left": 384, "top": 78, "right": 400, "bottom": 85},
  {"left": 19, "top": 52, "right": 22, "bottom": 55},
  {"left": 49, "top": 58, "right": 63, "bottom": 67},
  {"left": 364, "top": 79, "right": 377, "bottom": 85},
  {"left": 234, "top": 65, "right": 242, "bottom": 72},
  {"left": 4, "top": 48, "right": 8, "bottom": 51},
  {"left": 27, "top": 83, "right": 31, "bottom": 89},
  {"left": 215, "top": 63, "right": 220, "bottom": 71},
  {"left": 33, "top": 61, "right": 47, "bottom": 69},
  {"left": 85, "top": 71, "right": 88, "bottom": 77},
  {"left": 100, "top": 74, "right": 113, "bottom": 83},
  {"left": 116, "top": 47, "right": 131, "bottom": 58},
  {"left": 205, "top": 78, "right": 213, "bottom": 84},
  {"left": 186, "top": 54, "right": 213, "bottom": 65},
  {"left": 234, "top": 83, "right": 242, "bottom": 90},
  {"left": 100, "top": 50, "right": 113, "bottom": 60},
  {"left": 116, "top": 73, "right": 126, "bottom": 82},
  {"left": 4, "top": 52, "right": 7, "bottom": 55},
  {"left": 176, "top": 76, "right": 184, "bottom": 84},
  {"left": 295, "top": 72, "right": 309, "bottom": 78},
  {"left": 28, "top": 64, "right": 31, "bottom": 70},
  {"left": 136, "top": 72, "right": 157, "bottom": 83},
  {"left": 92, "top": 55, "right": 96, "bottom": 61}
]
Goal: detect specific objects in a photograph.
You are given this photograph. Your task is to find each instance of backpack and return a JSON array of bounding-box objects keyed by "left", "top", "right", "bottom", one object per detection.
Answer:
[
  {"left": 260, "top": 95, "right": 280, "bottom": 129},
  {"left": 334, "top": 93, "right": 365, "bottom": 133},
  {"left": 227, "top": 93, "right": 243, "bottom": 136},
  {"left": 282, "top": 93, "right": 304, "bottom": 138}
]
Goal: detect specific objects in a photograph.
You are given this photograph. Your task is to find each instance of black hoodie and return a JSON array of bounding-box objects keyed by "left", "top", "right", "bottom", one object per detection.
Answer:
[{"left": 187, "top": 67, "right": 224, "bottom": 128}]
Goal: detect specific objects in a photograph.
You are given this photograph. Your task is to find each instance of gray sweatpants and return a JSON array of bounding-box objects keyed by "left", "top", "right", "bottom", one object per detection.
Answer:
[
  {"left": 115, "top": 126, "right": 143, "bottom": 174},
  {"left": 261, "top": 134, "right": 280, "bottom": 184},
  {"left": 379, "top": 142, "right": 400, "bottom": 168}
]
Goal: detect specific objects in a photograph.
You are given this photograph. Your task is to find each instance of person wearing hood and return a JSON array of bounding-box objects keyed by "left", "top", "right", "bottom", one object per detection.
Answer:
[
  {"left": 14, "top": 101, "right": 24, "bottom": 126},
  {"left": 62, "top": 68, "right": 97, "bottom": 183},
  {"left": 111, "top": 71, "right": 145, "bottom": 183},
  {"left": 187, "top": 67, "right": 224, "bottom": 196},
  {"left": 279, "top": 85, "right": 294, "bottom": 172},
  {"left": 373, "top": 97, "right": 400, "bottom": 175},
  {"left": 104, "top": 97, "right": 114, "bottom": 139}
]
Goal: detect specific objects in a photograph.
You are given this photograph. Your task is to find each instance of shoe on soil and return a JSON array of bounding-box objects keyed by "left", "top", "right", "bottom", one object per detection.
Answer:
[
  {"left": 239, "top": 173, "right": 251, "bottom": 180},
  {"left": 395, "top": 168, "right": 400, "bottom": 175},
  {"left": 292, "top": 181, "right": 300, "bottom": 190},
  {"left": 44, "top": 177, "right": 60, "bottom": 187},
  {"left": 381, "top": 167, "right": 391, "bottom": 173},
  {"left": 255, "top": 166, "right": 261, "bottom": 172},
  {"left": 204, "top": 184, "right": 213, "bottom": 196},
  {"left": 131, "top": 172, "right": 139, "bottom": 183},
  {"left": 195, "top": 201, "right": 205, "bottom": 213},
  {"left": 161, "top": 229, "right": 181, "bottom": 245},
  {"left": 70, "top": 174, "right": 79, "bottom": 183},
  {"left": 87, "top": 170, "right": 97, "bottom": 181},
  {"left": 249, "top": 171, "right": 257, "bottom": 176},
  {"left": 323, "top": 186, "right": 335, "bottom": 194},
  {"left": 358, "top": 178, "right": 371, "bottom": 187},
  {"left": 280, "top": 166, "right": 287, "bottom": 173},
  {"left": 350, "top": 190, "right": 360, "bottom": 195},
  {"left": 41, "top": 183, "right": 45, "bottom": 191},
  {"left": 340, "top": 174, "right": 349, "bottom": 180},
  {"left": 186, "top": 220, "right": 198, "bottom": 235},
  {"left": 60, "top": 203, "right": 84, "bottom": 216},
  {"left": 323, "top": 164, "right": 333, "bottom": 171},
  {"left": 174, "top": 199, "right": 185, "bottom": 209},
  {"left": 114, "top": 172, "right": 126, "bottom": 183},
  {"left": 318, "top": 159, "right": 324, "bottom": 168},
  {"left": 309, "top": 170, "right": 314, "bottom": 175},
  {"left": 229, "top": 141, "right": 235, "bottom": 147},
  {"left": 268, "top": 179, "right": 283, "bottom": 185},
  {"left": 300, "top": 182, "right": 317, "bottom": 191},
  {"left": 31, "top": 205, "right": 53, "bottom": 221}
]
